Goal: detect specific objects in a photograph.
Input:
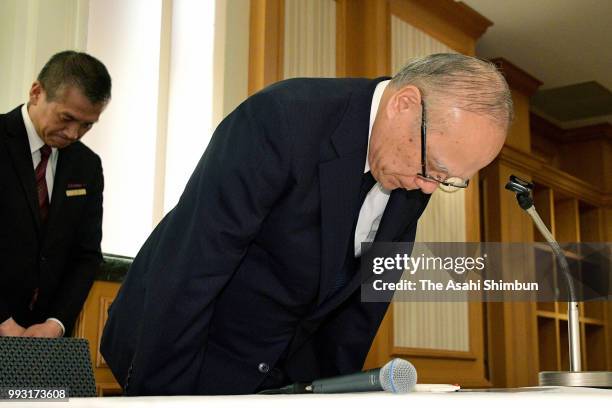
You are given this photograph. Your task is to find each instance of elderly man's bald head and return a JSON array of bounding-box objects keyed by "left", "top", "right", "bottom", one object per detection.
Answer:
[
  {"left": 389, "top": 53, "right": 513, "bottom": 130},
  {"left": 368, "top": 53, "right": 512, "bottom": 193}
]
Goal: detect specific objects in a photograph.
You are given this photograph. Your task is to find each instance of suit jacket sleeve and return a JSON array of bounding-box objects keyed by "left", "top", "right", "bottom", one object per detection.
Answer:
[
  {"left": 48, "top": 155, "right": 104, "bottom": 334},
  {"left": 118, "top": 92, "right": 292, "bottom": 395}
]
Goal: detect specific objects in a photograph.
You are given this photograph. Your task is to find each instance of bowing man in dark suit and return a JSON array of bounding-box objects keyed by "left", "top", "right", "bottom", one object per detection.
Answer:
[
  {"left": 101, "top": 53, "right": 513, "bottom": 395},
  {"left": 0, "top": 51, "right": 111, "bottom": 338}
]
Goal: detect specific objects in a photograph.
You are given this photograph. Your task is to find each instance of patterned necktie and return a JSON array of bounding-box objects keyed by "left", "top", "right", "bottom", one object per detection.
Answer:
[{"left": 35, "top": 145, "right": 52, "bottom": 223}]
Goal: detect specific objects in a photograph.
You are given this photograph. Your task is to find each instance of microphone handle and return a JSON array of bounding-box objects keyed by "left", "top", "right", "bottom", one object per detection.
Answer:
[
  {"left": 257, "top": 383, "right": 310, "bottom": 394},
  {"left": 311, "top": 368, "right": 382, "bottom": 393}
]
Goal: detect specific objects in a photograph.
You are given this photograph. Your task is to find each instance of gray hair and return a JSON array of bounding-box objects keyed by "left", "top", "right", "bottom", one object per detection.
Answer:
[{"left": 390, "top": 53, "right": 513, "bottom": 128}]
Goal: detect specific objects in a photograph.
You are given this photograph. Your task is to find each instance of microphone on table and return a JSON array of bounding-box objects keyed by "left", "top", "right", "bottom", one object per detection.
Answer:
[{"left": 258, "top": 358, "right": 417, "bottom": 394}]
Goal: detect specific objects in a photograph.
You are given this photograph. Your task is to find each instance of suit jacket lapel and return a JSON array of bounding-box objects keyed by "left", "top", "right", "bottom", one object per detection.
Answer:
[
  {"left": 316, "top": 79, "right": 386, "bottom": 306},
  {"left": 318, "top": 154, "right": 364, "bottom": 305},
  {"left": 4, "top": 107, "right": 42, "bottom": 234},
  {"left": 315, "top": 77, "right": 433, "bottom": 313}
]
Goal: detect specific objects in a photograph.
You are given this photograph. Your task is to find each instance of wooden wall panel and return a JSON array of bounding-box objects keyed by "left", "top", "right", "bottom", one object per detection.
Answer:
[
  {"left": 388, "top": 0, "right": 490, "bottom": 56},
  {"left": 390, "top": 14, "right": 456, "bottom": 73},
  {"left": 248, "top": 0, "right": 284, "bottom": 94},
  {"left": 363, "top": 0, "right": 490, "bottom": 387},
  {"left": 559, "top": 139, "right": 608, "bottom": 189},
  {"left": 395, "top": 188, "right": 470, "bottom": 353},
  {"left": 505, "top": 90, "right": 532, "bottom": 153},
  {"left": 283, "top": 0, "right": 336, "bottom": 79},
  {"left": 394, "top": 302, "right": 470, "bottom": 351},
  {"left": 491, "top": 58, "right": 542, "bottom": 154},
  {"left": 74, "top": 281, "right": 122, "bottom": 396},
  {"left": 335, "top": 0, "right": 389, "bottom": 78},
  {"left": 554, "top": 199, "right": 581, "bottom": 242},
  {"left": 480, "top": 162, "right": 539, "bottom": 387}
]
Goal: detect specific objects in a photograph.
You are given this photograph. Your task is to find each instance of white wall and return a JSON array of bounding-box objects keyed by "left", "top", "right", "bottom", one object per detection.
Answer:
[
  {"left": 0, "top": 0, "right": 89, "bottom": 112},
  {"left": 163, "top": 0, "right": 216, "bottom": 214},
  {"left": 84, "top": 0, "right": 165, "bottom": 256},
  {"left": 85, "top": 0, "right": 248, "bottom": 256}
]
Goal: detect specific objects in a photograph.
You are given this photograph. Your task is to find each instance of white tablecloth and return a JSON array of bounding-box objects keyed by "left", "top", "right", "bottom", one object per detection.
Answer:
[{"left": 1, "top": 387, "right": 610, "bottom": 408}]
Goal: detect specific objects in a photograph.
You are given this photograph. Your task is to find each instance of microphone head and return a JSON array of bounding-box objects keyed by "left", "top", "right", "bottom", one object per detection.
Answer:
[{"left": 379, "top": 358, "right": 417, "bottom": 393}]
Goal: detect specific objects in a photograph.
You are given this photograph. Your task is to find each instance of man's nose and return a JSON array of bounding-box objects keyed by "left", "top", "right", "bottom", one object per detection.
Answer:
[
  {"left": 415, "top": 177, "right": 438, "bottom": 194},
  {"left": 66, "top": 124, "right": 80, "bottom": 139}
]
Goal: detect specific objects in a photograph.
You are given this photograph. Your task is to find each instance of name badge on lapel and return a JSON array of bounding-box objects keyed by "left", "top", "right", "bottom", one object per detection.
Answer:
[{"left": 66, "top": 183, "right": 87, "bottom": 197}]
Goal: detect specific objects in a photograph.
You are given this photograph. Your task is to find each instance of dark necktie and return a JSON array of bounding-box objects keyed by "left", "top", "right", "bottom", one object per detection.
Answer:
[
  {"left": 35, "top": 145, "right": 52, "bottom": 223},
  {"left": 329, "top": 171, "right": 378, "bottom": 297},
  {"left": 360, "top": 171, "right": 377, "bottom": 203}
]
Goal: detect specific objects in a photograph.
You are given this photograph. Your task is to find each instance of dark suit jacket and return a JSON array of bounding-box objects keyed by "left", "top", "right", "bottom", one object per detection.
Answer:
[
  {"left": 0, "top": 106, "right": 104, "bottom": 335},
  {"left": 101, "top": 78, "right": 430, "bottom": 395}
]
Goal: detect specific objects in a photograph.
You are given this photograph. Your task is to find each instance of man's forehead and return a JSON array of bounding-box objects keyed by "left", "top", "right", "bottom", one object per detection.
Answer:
[
  {"left": 57, "top": 104, "right": 102, "bottom": 122},
  {"left": 53, "top": 86, "right": 104, "bottom": 121},
  {"left": 433, "top": 116, "right": 505, "bottom": 176}
]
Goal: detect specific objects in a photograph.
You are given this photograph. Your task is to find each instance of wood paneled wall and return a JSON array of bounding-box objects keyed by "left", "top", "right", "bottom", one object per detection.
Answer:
[
  {"left": 248, "top": 0, "right": 284, "bottom": 95},
  {"left": 74, "top": 281, "right": 122, "bottom": 395},
  {"left": 283, "top": 0, "right": 336, "bottom": 79}
]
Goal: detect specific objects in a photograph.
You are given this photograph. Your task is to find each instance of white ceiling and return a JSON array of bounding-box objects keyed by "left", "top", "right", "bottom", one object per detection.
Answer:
[{"left": 461, "top": 0, "right": 612, "bottom": 91}]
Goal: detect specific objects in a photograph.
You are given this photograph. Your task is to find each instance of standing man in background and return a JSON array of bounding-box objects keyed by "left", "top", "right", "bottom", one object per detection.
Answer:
[{"left": 0, "top": 51, "right": 111, "bottom": 338}]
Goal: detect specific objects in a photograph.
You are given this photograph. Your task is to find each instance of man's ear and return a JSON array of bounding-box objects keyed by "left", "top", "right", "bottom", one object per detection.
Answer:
[
  {"left": 29, "top": 81, "right": 43, "bottom": 105},
  {"left": 385, "top": 85, "right": 422, "bottom": 119}
]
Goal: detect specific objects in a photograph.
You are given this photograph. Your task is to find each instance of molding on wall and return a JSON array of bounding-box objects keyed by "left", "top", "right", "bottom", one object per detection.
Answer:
[
  {"left": 392, "top": 347, "right": 478, "bottom": 360},
  {"left": 389, "top": 0, "right": 486, "bottom": 55},
  {"left": 531, "top": 113, "right": 612, "bottom": 143},
  {"left": 410, "top": 0, "right": 492, "bottom": 39},
  {"left": 490, "top": 57, "right": 543, "bottom": 97},
  {"left": 498, "top": 145, "right": 611, "bottom": 207}
]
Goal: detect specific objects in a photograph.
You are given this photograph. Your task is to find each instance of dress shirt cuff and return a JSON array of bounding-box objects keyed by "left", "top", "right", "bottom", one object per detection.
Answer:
[{"left": 46, "top": 318, "right": 66, "bottom": 336}]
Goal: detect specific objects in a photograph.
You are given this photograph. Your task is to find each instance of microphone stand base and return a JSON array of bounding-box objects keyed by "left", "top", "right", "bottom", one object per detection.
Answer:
[{"left": 539, "top": 371, "right": 612, "bottom": 388}]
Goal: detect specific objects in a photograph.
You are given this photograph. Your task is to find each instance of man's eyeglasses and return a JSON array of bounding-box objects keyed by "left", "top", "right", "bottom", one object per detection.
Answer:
[{"left": 417, "top": 100, "right": 469, "bottom": 193}]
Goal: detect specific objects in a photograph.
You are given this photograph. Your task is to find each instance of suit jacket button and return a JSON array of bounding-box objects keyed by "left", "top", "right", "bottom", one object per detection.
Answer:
[{"left": 258, "top": 362, "right": 270, "bottom": 373}]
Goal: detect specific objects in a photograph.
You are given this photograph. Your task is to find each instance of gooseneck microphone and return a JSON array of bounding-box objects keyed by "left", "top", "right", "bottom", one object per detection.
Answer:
[
  {"left": 505, "top": 175, "right": 612, "bottom": 388},
  {"left": 505, "top": 175, "right": 581, "bottom": 372},
  {"left": 258, "top": 358, "right": 417, "bottom": 394}
]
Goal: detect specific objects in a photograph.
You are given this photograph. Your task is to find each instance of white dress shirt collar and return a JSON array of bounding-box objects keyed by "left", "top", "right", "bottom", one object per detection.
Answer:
[
  {"left": 21, "top": 104, "right": 58, "bottom": 157},
  {"left": 365, "top": 79, "right": 390, "bottom": 174}
]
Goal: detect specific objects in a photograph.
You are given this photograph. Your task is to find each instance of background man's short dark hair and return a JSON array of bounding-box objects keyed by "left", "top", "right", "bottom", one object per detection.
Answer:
[{"left": 37, "top": 50, "right": 112, "bottom": 105}]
